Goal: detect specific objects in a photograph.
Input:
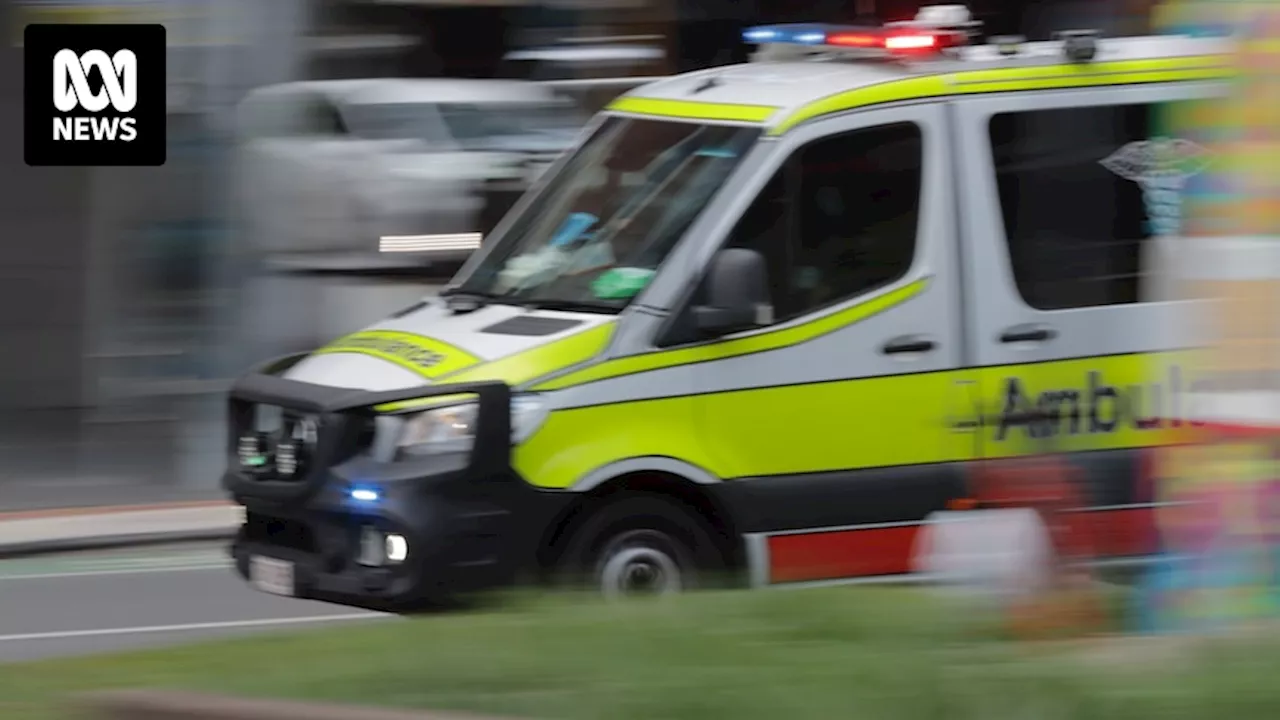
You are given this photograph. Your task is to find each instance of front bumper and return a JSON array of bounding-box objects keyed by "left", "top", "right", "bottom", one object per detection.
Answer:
[{"left": 223, "top": 355, "right": 569, "bottom": 610}]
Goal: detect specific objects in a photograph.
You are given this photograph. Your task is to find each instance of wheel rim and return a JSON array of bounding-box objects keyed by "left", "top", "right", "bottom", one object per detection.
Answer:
[{"left": 598, "top": 531, "right": 684, "bottom": 599}]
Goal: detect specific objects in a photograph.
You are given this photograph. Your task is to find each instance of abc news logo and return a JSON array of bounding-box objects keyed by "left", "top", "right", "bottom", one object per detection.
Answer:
[
  {"left": 53, "top": 49, "right": 139, "bottom": 142},
  {"left": 25, "top": 24, "right": 166, "bottom": 166}
]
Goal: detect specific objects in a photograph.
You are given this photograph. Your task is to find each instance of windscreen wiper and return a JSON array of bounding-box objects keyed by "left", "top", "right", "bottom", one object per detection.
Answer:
[
  {"left": 440, "top": 287, "right": 503, "bottom": 312},
  {"left": 439, "top": 287, "right": 493, "bottom": 300}
]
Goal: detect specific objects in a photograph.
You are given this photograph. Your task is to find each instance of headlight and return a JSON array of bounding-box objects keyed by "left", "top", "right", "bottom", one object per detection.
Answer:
[{"left": 394, "top": 394, "right": 548, "bottom": 457}]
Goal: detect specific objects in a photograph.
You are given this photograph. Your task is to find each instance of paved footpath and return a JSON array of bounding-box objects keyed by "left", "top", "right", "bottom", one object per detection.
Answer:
[{"left": 0, "top": 501, "right": 241, "bottom": 553}]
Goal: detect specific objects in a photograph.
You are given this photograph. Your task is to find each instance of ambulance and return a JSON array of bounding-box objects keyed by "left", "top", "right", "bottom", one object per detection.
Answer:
[{"left": 224, "top": 5, "right": 1231, "bottom": 610}]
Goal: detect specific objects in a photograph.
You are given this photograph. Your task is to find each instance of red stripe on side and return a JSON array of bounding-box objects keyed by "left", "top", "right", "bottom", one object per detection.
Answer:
[
  {"left": 1199, "top": 422, "right": 1280, "bottom": 438},
  {"left": 765, "top": 507, "right": 1161, "bottom": 585},
  {"left": 1088, "top": 507, "right": 1159, "bottom": 558},
  {"left": 767, "top": 525, "right": 918, "bottom": 584}
]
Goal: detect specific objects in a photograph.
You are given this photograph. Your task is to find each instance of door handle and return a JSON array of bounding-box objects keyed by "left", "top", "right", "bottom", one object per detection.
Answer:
[
  {"left": 998, "top": 324, "right": 1057, "bottom": 344},
  {"left": 881, "top": 335, "right": 937, "bottom": 355}
]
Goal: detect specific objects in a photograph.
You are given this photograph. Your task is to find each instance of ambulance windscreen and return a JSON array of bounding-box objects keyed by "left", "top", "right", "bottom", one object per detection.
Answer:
[{"left": 454, "top": 116, "right": 760, "bottom": 309}]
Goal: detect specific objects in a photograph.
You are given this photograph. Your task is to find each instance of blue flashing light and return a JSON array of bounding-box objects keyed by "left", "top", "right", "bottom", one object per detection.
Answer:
[
  {"left": 743, "top": 24, "right": 830, "bottom": 46},
  {"left": 742, "top": 26, "right": 780, "bottom": 44},
  {"left": 350, "top": 488, "right": 380, "bottom": 503}
]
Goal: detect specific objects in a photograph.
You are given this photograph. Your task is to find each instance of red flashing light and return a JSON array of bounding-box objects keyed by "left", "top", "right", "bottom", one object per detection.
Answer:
[
  {"left": 826, "top": 28, "right": 967, "bottom": 55},
  {"left": 827, "top": 32, "right": 883, "bottom": 48},
  {"left": 885, "top": 33, "right": 939, "bottom": 50}
]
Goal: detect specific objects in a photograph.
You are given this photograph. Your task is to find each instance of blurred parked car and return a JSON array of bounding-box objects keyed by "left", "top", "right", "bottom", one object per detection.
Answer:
[{"left": 235, "top": 78, "right": 585, "bottom": 270}]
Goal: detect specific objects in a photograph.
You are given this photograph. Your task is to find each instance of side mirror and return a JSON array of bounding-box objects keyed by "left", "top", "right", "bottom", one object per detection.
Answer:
[{"left": 692, "top": 248, "right": 772, "bottom": 336}]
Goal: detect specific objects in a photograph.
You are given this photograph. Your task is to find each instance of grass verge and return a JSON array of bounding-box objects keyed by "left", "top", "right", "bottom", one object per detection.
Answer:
[{"left": 2, "top": 587, "right": 1279, "bottom": 720}]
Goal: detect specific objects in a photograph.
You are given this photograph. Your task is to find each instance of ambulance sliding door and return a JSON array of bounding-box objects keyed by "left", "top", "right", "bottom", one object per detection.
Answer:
[{"left": 951, "top": 83, "right": 1222, "bottom": 525}]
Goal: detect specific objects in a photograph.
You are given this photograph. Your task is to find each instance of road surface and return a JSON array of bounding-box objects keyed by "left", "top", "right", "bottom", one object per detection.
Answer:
[{"left": 0, "top": 542, "right": 391, "bottom": 663}]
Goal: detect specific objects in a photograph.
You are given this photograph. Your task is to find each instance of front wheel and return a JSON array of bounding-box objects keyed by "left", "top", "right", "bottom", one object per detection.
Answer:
[{"left": 557, "top": 496, "right": 724, "bottom": 599}]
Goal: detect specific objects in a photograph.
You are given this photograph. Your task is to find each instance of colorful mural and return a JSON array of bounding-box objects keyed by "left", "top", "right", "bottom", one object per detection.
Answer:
[{"left": 1138, "top": 0, "right": 1280, "bottom": 633}]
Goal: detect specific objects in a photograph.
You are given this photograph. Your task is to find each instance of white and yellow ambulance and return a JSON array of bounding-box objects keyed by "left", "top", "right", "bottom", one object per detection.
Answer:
[{"left": 224, "top": 5, "right": 1230, "bottom": 610}]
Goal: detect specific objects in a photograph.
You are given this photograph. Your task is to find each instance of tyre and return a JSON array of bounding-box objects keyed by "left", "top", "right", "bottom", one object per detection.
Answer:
[{"left": 557, "top": 495, "right": 725, "bottom": 599}]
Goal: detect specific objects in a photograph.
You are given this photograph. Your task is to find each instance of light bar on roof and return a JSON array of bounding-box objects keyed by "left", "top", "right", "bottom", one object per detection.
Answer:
[{"left": 742, "top": 22, "right": 969, "bottom": 56}]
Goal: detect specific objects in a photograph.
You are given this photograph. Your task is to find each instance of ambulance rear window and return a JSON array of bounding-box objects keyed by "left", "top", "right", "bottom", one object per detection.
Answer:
[{"left": 989, "top": 103, "right": 1163, "bottom": 310}]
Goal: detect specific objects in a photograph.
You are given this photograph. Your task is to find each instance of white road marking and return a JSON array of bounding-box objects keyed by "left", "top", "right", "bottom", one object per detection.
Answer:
[
  {"left": 0, "top": 563, "right": 233, "bottom": 581},
  {"left": 0, "top": 613, "right": 391, "bottom": 643},
  {"left": 1, "top": 551, "right": 224, "bottom": 567},
  {"left": 59, "top": 553, "right": 228, "bottom": 566}
]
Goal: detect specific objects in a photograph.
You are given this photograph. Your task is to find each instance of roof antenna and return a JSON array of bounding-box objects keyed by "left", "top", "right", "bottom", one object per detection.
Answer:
[{"left": 691, "top": 76, "right": 721, "bottom": 95}]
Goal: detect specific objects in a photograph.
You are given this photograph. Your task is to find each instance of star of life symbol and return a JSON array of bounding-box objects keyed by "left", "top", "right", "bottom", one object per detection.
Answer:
[{"left": 1100, "top": 138, "right": 1213, "bottom": 237}]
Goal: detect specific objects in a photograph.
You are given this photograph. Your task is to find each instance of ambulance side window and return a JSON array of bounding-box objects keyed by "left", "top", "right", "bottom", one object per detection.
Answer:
[
  {"left": 988, "top": 103, "right": 1155, "bottom": 310},
  {"left": 723, "top": 122, "right": 922, "bottom": 324}
]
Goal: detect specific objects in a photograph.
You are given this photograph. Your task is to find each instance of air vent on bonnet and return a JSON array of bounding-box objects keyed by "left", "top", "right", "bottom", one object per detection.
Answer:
[{"left": 481, "top": 316, "right": 584, "bottom": 336}]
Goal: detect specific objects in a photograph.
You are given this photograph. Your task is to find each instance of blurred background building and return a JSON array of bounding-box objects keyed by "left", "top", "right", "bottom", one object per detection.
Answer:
[{"left": 0, "top": 0, "right": 1157, "bottom": 509}]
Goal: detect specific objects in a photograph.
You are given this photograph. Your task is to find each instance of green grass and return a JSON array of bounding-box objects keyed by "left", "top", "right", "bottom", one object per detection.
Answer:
[{"left": 3, "top": 587, "right": 1280, "bottom": 720}]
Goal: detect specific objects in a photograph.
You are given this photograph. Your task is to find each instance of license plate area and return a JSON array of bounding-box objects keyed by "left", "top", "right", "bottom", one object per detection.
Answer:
[{"left": 249, "top": 555, "right": 296, "bottom": 597}]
